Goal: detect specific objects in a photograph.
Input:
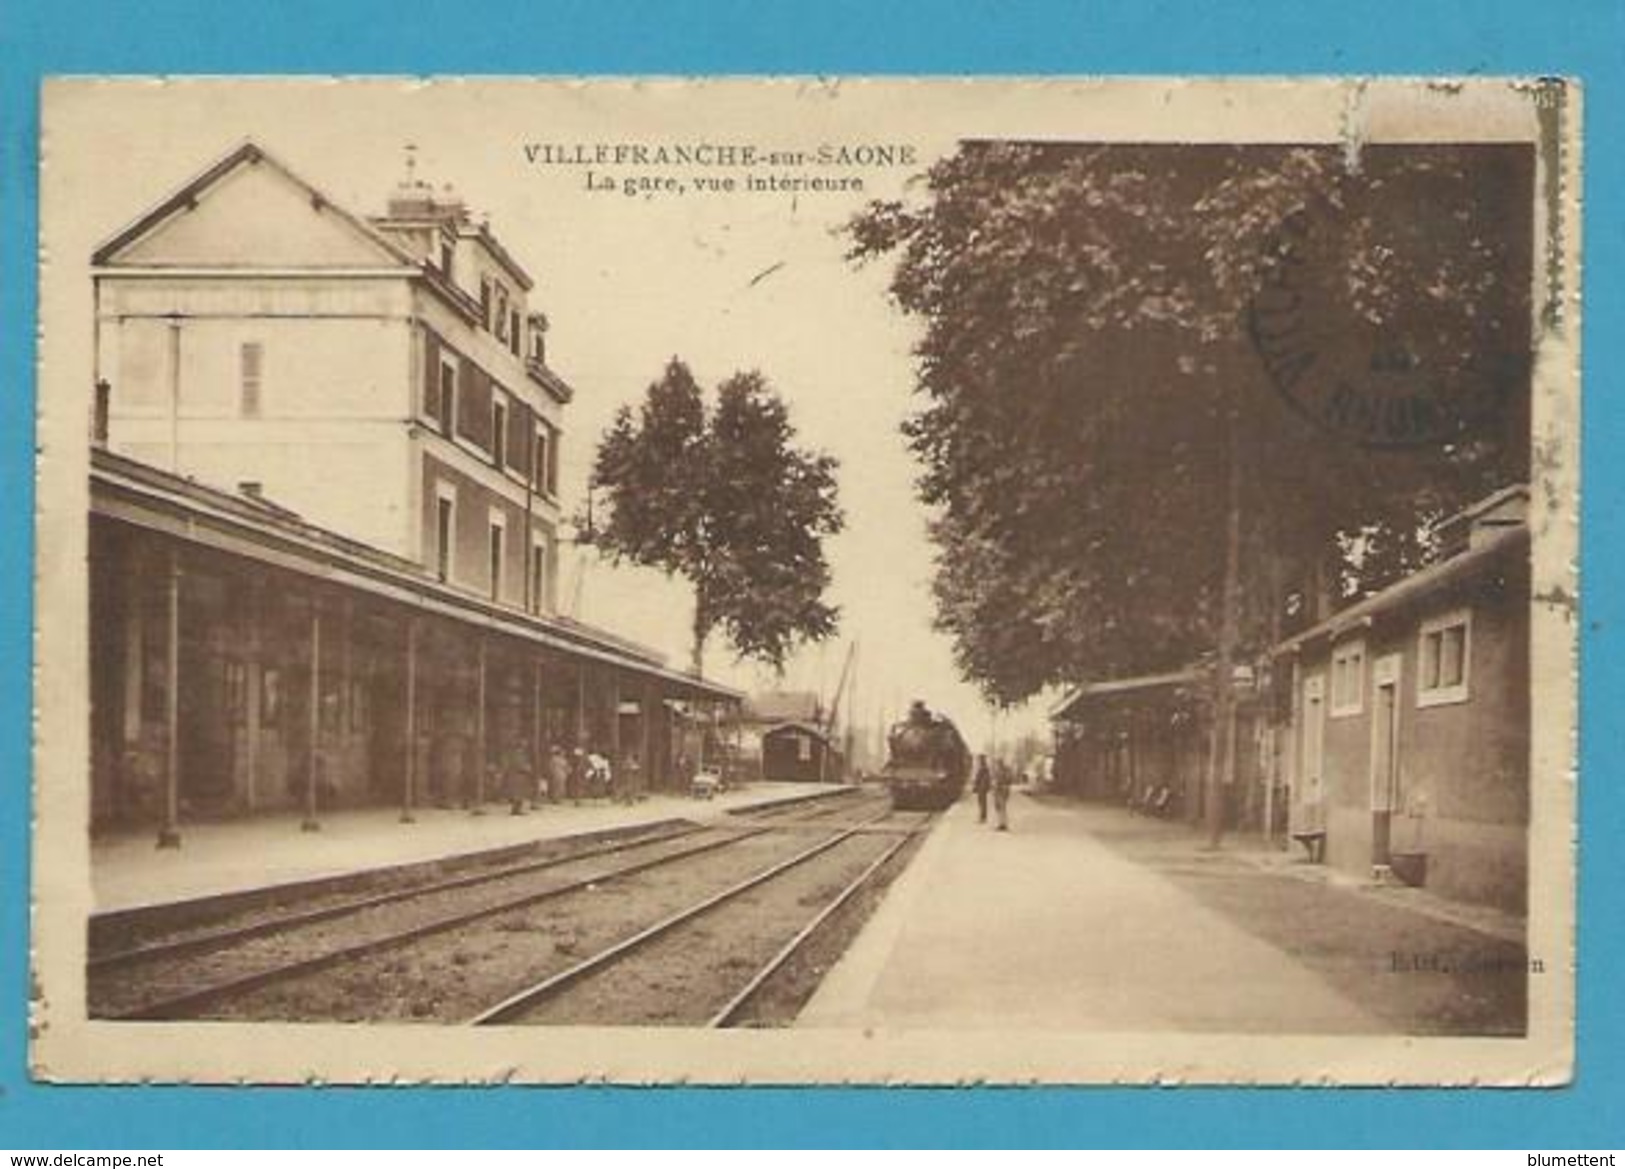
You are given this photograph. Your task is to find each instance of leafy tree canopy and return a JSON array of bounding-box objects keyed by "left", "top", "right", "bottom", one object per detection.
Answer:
[
  {"left": 590, "top": 359, "right": 845, "bottom": 675},
  {"left": 850, "top": 142, "right": 1531, "bottom": 704}
]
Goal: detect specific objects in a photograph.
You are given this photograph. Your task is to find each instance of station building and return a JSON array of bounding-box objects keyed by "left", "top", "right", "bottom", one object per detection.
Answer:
[
  {"left": 1050, "top": 485, "right": 1531, "bottom": 914},
  {"left": 1051, "top": 669, "right": 1209, "bottom": 809},
  {"left": 87, "top": 142, "right": 740, "bottom": 842},
  {"left": 1274, "top": 485, "right": 1531, "bottom": 912},
  {"left": 760, "top": 721, "right": 838, "bottom": 783},
  {"left": 93, "top": 141, "right": 567, "bottom": 614},
  {"left": 1049, "top": 667, "right": 1277, "bottom": 832}
]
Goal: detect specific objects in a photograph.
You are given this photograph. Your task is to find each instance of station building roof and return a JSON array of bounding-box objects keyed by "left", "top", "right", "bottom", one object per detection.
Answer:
[{"left": 91, "top": 446, "right": 741, "bottom": 704}]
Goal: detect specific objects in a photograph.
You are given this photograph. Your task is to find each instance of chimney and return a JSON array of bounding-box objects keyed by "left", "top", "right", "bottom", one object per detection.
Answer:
[
  {"left": 92, "top": 380, "right": 111, "bottom": 447},
  {"left": 1434, "top": 484, "right": 1530, "bottom": 557}
]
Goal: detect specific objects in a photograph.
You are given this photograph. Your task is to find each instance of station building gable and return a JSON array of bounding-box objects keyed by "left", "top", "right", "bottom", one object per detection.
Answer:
[{"left": 95, "top": 144, "right": 411, "bottom": 271}]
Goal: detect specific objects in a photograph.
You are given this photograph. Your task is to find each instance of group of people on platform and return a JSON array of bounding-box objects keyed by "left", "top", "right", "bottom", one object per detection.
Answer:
[
  {"left": 972, "top": 756, "right": 1015, "bottom": 831},
  {"left": 495, "top": 743, "right": 654, "bottom": 815}
]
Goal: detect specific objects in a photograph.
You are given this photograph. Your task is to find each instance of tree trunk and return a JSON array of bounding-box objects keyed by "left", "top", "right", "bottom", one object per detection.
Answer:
[
  {"left": 691, "top": 583, "right": 709, "bottom": 677},
  {"left": 1206, "top": 403, "right": 1244, "bottom": 849}
]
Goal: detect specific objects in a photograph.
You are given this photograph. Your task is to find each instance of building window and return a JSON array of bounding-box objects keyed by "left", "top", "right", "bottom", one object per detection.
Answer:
[
  {"left": 491, "top": 398, "right": 507, "bottom": 468},
  {"left": 435, "top": 490, "right": 456, "bottom": 583},
  {"left": 545, "top": 423, "right": 560, "bottom": 496},
  {"left": 439, "top": 240, "right": 454, "bottom": 280},
  {"left": 437, "top": 358, "right": 457, "bottom": 436},
  {"left": 1418, "top": 609, "right": 1471, "bottom": 707},
  {"left": 509, "top": 309, "right": 522, "bottom": 356},
  {"left": 530, "top": 324, "right": 546, "bottom": 364},
  {"left": 488, "top": 515, "right": 506, "bottom": 602},
  {"left": 240, "top": 341, "right": 264, "bottom": 418},
  {"left": 532, "top": 428, "right": 550, "bottom": 494},
  {"left": 93, "top": 379, "right": 111, "bottom": 445},
  {"left": 479, "top": 278, "right": 492, "bottom": 331},
  {"left": 530, "top": 537, "right": 548, "bottom": 614},
  {"left": 494, "top": 285, "right": 510, "bottom": 342},
  {"left": 1330, "top": 639, "right": 1366, "bottom": 717}
]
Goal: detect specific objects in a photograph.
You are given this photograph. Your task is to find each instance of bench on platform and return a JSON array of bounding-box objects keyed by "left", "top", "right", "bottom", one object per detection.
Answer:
[
  {"left": 1291, "top": 830, "right": 1327, "bottom": 863},
  {"left": 1126, "top": 785, "right": 1174, "bottom": 818}
]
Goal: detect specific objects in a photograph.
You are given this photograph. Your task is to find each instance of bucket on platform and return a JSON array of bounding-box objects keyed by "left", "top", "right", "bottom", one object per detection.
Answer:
[{"left": 1389, "top": 851, "right": 1428, "bottom": 887}]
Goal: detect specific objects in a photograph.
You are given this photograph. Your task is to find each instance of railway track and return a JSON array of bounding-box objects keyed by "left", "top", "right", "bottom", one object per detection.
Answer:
[
  {"left": 470, "top": 806, "right": 931, "bottom": 1028},
  {"left": 91, "top": 787, "right": 862, "bottom": 973},
  {"left": 89, "top": 789, "right": 895, "bottom": 1022}
]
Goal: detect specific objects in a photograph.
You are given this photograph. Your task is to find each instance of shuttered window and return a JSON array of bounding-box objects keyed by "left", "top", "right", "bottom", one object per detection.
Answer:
[
  {"left": 435, "top": 493, "right": 455, "bottom": 583},
  {"left": 437, "top": 359, "right": 457, "bottom": 436},
  {"left": 489, "top": 518, "right": 505, "bottom": 601},
  {"left": 240, "top": 342, "right": 263, "bottom": 417},
  {"left": 532, "top": 428, "right": 550, "bottom": 493},
  {"left": 530, "top": 538, "right": 548, "bottom": 614},
  {"left": 491, "top": 399, "right": 507, "bottom": 469}
]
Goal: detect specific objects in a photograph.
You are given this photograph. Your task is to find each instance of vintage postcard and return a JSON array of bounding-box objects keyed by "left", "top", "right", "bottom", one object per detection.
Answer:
[{"left": 32, "top": 76, "right": 1579, "bottom": 1084}]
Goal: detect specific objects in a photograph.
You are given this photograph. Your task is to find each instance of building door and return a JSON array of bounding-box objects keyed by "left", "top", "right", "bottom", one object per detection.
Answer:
[
  {"left": 1300, "top": 676, "right": 1325, "bottom": 806},
  {"left": 1370, "top": 654, "right": 1402, "bottom": 868},
  {"left": 1298, "top": 674, "right": 1326, "bottom": 841}
]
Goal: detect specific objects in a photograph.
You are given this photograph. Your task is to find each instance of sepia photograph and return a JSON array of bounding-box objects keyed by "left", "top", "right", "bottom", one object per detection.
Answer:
[{"left": 31, "top": 76, "right": 1578, "bottom": 1084}]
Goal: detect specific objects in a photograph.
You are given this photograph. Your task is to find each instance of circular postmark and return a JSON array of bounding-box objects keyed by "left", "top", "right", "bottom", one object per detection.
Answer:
[{"left": 1247, "top": 195, "right": 1526, "bottom": 450}]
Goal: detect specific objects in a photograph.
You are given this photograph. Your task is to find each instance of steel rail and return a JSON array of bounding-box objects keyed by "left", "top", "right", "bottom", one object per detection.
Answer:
[
  {"left": 707, "top": 818, "right": 926, "bottom": 1028},
  {"left": 468, "top": 807, "right": 897, "bottom": 1026},
  {"left": 726, "top": 786, "right": 863, "bottom": 819},
  {"left": 103, "top": 821, "right": 786, "bottom": 1022},
  {"left": 93, "top": 789, "right": 874, "bottom": 976},
  {"left": 89, "top": 822, "right": 708, "bottom": 975}
]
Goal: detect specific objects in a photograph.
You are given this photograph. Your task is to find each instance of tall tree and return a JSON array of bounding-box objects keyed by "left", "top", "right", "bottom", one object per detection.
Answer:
[
  {"left": 589, "top": 359, "right": 844, "bottom": 675},
  {"left": 850, "top": 142, "right": 1531, "bottom": 840}
]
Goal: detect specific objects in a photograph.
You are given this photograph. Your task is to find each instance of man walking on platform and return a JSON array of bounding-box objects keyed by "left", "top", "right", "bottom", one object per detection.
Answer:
[
  {"left": 993, "top": 763, "right": 1013, "bottom": 832},
  {"left": 973, "top": 756, "right": 992, "bottom": 823}
]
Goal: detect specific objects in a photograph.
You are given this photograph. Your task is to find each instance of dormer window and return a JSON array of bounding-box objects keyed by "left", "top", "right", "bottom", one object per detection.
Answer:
[
  {"left": 494, "top": 285, "right": 510, "bottom": 342},
  {"left": 536, "top": 313, "right": 555, "bottom": 364}
]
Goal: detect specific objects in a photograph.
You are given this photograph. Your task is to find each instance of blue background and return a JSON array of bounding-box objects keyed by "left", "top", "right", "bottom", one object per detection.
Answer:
[{"left": 2, "top": 0, "right": 1620, "bottom": 1149}]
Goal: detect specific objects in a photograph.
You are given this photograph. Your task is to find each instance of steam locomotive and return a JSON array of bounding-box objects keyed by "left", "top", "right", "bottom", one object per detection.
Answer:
[{"left": 883, "top": 701, "right": 971, "bottom": 811}]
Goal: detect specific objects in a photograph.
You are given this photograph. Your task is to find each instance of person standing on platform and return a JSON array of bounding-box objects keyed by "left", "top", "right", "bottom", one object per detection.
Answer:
[
  {"left": 569, "top": 748, "right": 588, "bottom": 805},
  {"left": 973, "top": 756, "right": 992, "bottom": 823},
  {"left": 505, "top": 739, "right": 531, "bottom": 816},
  {"left": 619, "top": 752, "right": 641, "bottom": 805},
  {"left": 993, "top": 762, "right": 1013, "bottom": 831},
  {"left": 547, "top": 745, "right": 568, "bottom": 806},
  {"left": 588, "top": 752, "right": 613, "bottom": 801}
]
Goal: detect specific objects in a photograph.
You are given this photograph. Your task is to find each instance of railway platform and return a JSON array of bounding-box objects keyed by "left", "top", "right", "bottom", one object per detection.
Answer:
[
  {"left": 90, "top": 782, "right": 845, "bottom": 916},
  {"left": 799, "top": 790, "right": 1387, "bottom": 1033}
]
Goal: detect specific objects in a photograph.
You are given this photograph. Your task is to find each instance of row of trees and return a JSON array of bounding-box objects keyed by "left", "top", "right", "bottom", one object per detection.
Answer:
[{"left": 847, "top": 142, "right": 1532, "bottom": 840}]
